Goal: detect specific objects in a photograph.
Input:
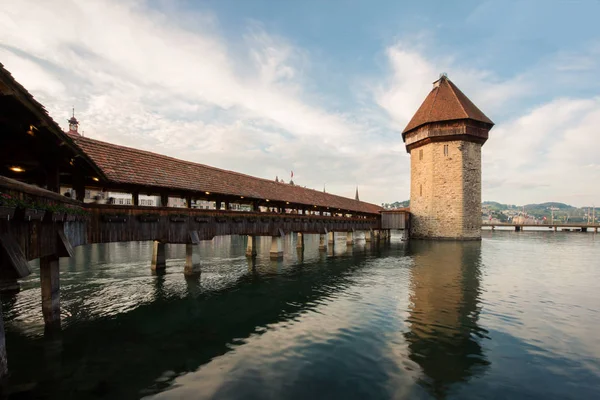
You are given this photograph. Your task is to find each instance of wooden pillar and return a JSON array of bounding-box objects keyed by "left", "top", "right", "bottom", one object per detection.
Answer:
[
  {"left": 73, "top": 172, "right": 85, "bottom": 202},
  {"left": 515, "top": 226, "right": 521, "bottom": 232},
  {"left": 319, "top": 234, "right": 327, "bottom": 250},
  {"left": 328, "top": 231, "right": 335, "bottom": 243},
  {"left": 246, "top": 235, "right": 257, "bottom": 258},
  {"left": 0, "top": 302, "right": 6, "bottom": 380},
  {"left": 133, "top": 191, "right": 140, "bottom": 206},
  {"left": 270, "top": 236, "right": 283, "bottom": 259},
  {"left": 186, "top": 195, "right": 192, "bottom": 209},
  {"left": 46, "top": 164, "right": 60, "bottom": 193},
  {"left": 554, "top": 226, "right": 557, "bottom": 232},
  {"left": 296, "top": 232, "right": 304, "bottom": 249},
  {"left": 216, "top": 201, "right": 222, "bottom": 210},
  {"left": 40, "top": 255, "right": 60, "bottom": 326},
  {"left": 160, "top": 194, "right": 168, "bottom": 208},
  {"left": 151, "top": 241, "right": 166, "bottom": 271},
  {"left": 225, "top": 201, "right": 230, "bottom": 210},
  {"left": 184, "top": 244, "right": 200, "bottom": 276},
  {"left": 346, "top": 231, "right": 353, "bottom": 245}
]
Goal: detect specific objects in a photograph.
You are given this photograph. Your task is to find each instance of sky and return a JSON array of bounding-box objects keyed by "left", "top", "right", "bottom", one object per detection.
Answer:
[{"left": 1, "top": 0, "right": 599, "bottom": 207}]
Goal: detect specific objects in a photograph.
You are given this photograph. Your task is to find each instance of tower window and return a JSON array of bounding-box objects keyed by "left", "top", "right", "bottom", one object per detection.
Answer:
[
  {"left": 444, "top": 144, "right": 449, "bottom": 156},
  {"left": 419, "top": 149, "right": 423, "bottom": 160},
  {"left": 419, "top": 184, "right": 422, "bottom": 196}
]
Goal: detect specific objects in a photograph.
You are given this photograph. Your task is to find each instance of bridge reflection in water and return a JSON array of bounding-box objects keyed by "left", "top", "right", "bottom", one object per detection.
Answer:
[
  {"left": 404, "top": 240, "right": 490, "bottom": 398},
  {"left": 3, "top": 236, "right": 493, "bottom": 399}
]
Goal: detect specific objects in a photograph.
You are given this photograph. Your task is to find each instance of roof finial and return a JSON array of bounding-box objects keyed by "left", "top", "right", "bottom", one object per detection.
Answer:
[
  {"left": 72, "top": 106, "right": 75, "bottom": 118},
  {"left": 439, "top": 72, "right": 448, "bottom": 79},
  {"left": 355, "top": 186, "right": 360, "bottom": 201}
]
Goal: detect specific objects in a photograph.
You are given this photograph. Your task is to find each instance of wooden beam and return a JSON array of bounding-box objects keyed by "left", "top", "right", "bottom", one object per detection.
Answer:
[{"left": 0, "top": 233, "right": 32, "bottom": 278}]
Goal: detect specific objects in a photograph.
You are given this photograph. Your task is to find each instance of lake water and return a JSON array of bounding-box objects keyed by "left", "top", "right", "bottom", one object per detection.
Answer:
[{"left": 2, "top": 231, "right": 600, "bottom": 399}]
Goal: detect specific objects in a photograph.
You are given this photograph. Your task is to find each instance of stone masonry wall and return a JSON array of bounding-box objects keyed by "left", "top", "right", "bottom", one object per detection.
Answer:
[{"left": 410, "top": 140, "right": 482, "bottom": 239}]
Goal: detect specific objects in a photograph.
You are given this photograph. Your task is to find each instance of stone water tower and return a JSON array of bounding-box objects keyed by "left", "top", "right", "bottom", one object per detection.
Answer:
[{"left": 402, "top": 75, "right": 494, "bottom": 240}]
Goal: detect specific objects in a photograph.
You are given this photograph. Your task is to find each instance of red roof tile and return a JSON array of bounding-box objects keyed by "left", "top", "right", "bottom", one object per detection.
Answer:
[
  {"left": 402, "top": 76, "right": 494, "bottom": 137},
  {"left": 71, "top": 135, "right": 383, "bottom": 215}
]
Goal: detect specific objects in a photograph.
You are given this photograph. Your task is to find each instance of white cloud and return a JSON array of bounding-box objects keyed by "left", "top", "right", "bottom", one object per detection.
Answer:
[
  {"left": 483, "top": 98, "right": 600, "bottom": 206},
  {"left": 1, "top": 1, "right": 598, "bottom": 207}
]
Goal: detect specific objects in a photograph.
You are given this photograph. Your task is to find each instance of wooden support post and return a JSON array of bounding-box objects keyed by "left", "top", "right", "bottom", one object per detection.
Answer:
[
  {"left": 319, "top": 234, "right": 327, "bottom": 250},
  {"left": 515, "top": 226, "right": 521, "bottom": 232},
  {"left": 151, "top": 241, "right": 166, "bottom": 272},
  {"left": 186, "top": 195, "right": 192, "bottom": 209},
  {"left": 46, "top": 164, "right": 60, "bottom": 193},
  {"left": 0, "top": 302, "right": 6, "bottom": 380},
  {"left": 246, "top": 235, "right": 257, "bottom": 258},
  {"left": 73, "top": 172, "right": 85, "bottom": 202},
  {"left": 184, "top": 244, "right": 200, "bottom": 276},
  {"left": 160, "top": 194, "right": 168, "bottom": 208},
  {"left": 296, "top": 232, "right": 304, "bottom": 249},
  {"left": 216, "top": 201, "right": 222, "bottom": 210},
  {"left": 40, "top": 255, "right": 60, "bottom": 327},
  {"left": 225, "top": 201, "right": 230, "bottom": 210},
  {"left": 346, "top": 231, "right": 353, "bottom": 246},
  {"left": 133, "top": 191, "right": 140, "bottom": 206},
  {"left": 554, "top": 226, "right": 557, "bottom": 232},
  {"left": 270, "top": 236, "right": 283, "bottom": 259},
  {"left": 328, "top": 231, "right": 335, "bottom": 243}
]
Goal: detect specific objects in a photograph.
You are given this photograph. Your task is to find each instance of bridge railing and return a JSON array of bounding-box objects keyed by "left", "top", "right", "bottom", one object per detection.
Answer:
[
  {"left": 0, "top": 176, "right": 87, "bottom": 264},
  {"left": 86, "top": 204, "right": 381, "bottom": 243}
]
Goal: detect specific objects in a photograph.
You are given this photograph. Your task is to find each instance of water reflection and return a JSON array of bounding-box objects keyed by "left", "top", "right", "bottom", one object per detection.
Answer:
[
  {"left": 3, "top": 236, "right": 380, "bottom": 398},
  {"left": 405, "top": 240, "right": 489, "bottom": 398}
]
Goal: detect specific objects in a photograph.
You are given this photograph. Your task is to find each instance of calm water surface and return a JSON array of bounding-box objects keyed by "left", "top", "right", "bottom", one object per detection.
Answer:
[{"left": 2, "top": 231, "right": 600, "bottom": 399}]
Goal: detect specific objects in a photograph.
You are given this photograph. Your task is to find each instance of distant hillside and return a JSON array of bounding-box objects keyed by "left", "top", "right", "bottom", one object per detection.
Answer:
[
  {"left": 383, "top": 200, "right": 597, "bottom": 223},
  {"left": 524, "top": 202, "right": 572, "bottom": 210}
]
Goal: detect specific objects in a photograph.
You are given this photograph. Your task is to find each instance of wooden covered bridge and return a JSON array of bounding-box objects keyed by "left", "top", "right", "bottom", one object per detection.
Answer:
[{"left": 0, "top": 63, "right": 408, "bottom": 378}]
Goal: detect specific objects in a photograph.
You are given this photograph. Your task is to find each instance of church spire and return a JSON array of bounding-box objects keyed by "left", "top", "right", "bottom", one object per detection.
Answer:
[{"left": 355, "top": 186, "right": 360, "bottom": 201}]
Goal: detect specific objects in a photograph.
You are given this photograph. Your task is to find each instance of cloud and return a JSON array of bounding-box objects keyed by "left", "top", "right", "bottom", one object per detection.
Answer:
[
  {"left": 1, "top": 0, "right": 401, "bottom": 202},
  {"left": 374, "top": 42, "right": 530, "bottom": 131},
  {"left": 483, "top": 97, "right": 600, "bottom": 206},
  {"left": 1, "top": 1, "right": 598, "bottom": 206}
]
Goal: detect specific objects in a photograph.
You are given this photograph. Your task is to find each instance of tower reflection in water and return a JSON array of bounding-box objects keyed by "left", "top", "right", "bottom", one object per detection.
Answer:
[{"left": 405, "top": 240, "right": 489, "bottom": 398}]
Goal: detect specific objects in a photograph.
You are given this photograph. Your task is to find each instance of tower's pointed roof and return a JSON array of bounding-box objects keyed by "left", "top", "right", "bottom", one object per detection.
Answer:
[{"left": 402, "top": 75, "right": 493, "bottom": 139}]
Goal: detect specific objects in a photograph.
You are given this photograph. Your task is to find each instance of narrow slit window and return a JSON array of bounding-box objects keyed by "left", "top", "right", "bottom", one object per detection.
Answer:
[
  {"left": 419, "top": 149, "right": 423, "bottom": 160},
  {"left": 419, "top": 184, "right": 422, "bottom": 196},
  {"left": 444, "top": 144, "right": 449, "bottom": 156}
]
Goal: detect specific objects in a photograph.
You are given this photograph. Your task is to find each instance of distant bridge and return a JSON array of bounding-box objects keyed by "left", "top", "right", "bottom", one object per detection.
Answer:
[{"left": 482, "top": 222, "right": 599, "bottom": 233}]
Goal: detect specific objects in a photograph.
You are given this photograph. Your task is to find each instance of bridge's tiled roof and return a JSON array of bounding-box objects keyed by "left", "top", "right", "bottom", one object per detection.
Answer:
[
  {"left": 70, "top": 135, "right": 383, "bottom": 215},
  {"left": 402, "top": 75, "right": 494, "bottom": 138}
]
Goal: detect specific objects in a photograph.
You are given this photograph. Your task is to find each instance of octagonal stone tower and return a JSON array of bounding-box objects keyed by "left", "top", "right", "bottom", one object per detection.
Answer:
[{"left": 402, "top": 75, "right": 494, "bottom": 240}]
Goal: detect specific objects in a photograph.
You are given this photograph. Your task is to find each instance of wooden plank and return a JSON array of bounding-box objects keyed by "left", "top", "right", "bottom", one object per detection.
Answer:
[{"left": 56, "top": 230, "right": 74, "bottom": 258}]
